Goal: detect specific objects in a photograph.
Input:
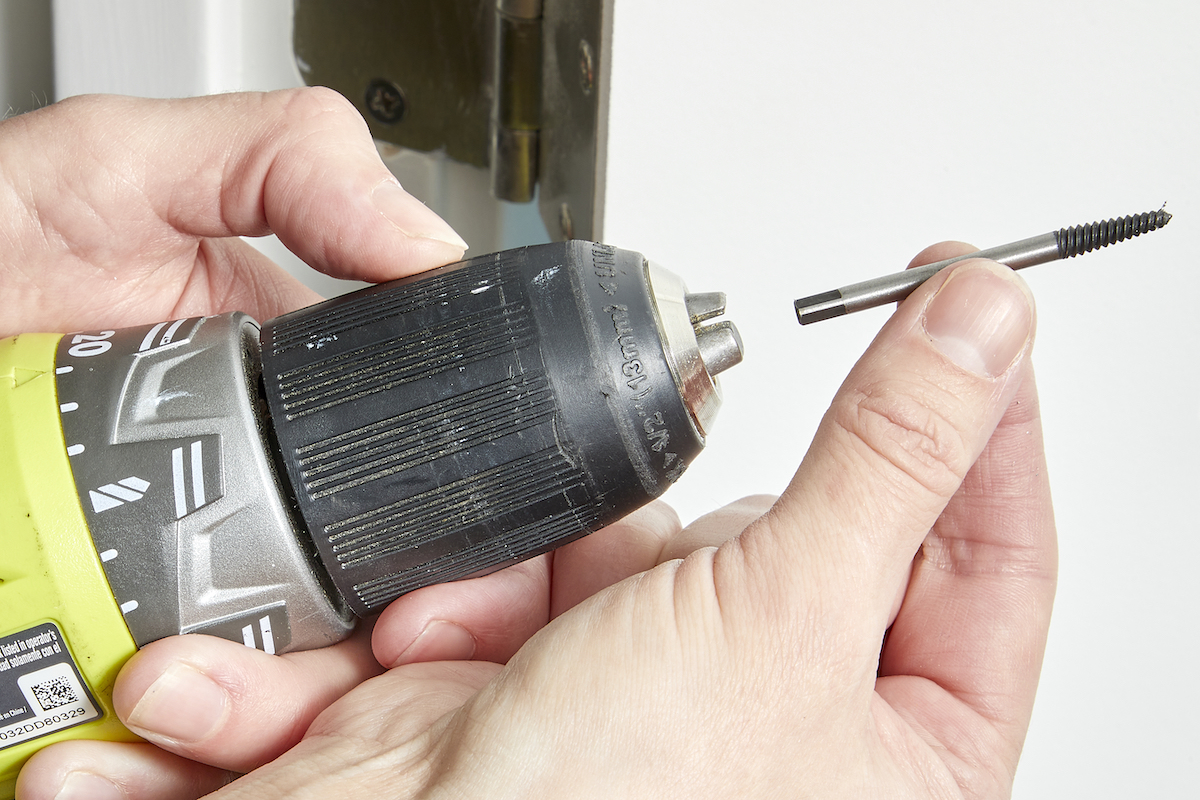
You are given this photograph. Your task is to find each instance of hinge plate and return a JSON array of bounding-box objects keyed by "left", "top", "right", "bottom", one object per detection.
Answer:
[{"left": 293, "top": 0, "right": 611, "bottom": 241}]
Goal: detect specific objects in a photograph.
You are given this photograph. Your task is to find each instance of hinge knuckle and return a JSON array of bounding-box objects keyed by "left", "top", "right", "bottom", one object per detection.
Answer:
[{"left": 492, "top": 1, "right": 543, "bottom": 202}]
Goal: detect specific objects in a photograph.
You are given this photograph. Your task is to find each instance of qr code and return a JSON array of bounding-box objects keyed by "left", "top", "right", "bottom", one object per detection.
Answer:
[{"left": 31, "top": 676, "right": 78, "bottom": 711}]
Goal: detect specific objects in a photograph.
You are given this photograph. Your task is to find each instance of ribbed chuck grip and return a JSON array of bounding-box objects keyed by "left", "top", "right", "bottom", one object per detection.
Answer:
[{"left": 260, "top": 242, "right": 705, "bottom": 615}]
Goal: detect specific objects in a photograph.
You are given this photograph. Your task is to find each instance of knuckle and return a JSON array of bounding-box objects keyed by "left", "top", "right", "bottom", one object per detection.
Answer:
[
  {"left": 275, "top": 85, "right": 361, "bottom": 126},
  {"left": 918, "top": 528, "right": 1054, "bottom": 582},
  {"left": 833, "top": 382, "right": 970, "bottom": 500}
]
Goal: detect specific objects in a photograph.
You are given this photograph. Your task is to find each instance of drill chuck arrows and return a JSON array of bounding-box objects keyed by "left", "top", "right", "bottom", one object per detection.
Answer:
[{"left": 794, "top": 209, "right": 1172, "bottom": 325}]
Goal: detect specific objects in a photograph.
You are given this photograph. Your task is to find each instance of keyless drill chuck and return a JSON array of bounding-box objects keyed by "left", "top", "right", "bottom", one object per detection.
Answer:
[
  {"left": 261, "top": 241, "right": 743, "bottom": 616},
  {"left": 0, "top": 241, "right": 741, "bottom": 787}
]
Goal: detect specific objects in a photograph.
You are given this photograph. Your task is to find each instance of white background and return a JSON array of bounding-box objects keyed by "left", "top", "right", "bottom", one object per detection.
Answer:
[{"left": 3, "top": 1, "right": 1197, "bottom": 796}]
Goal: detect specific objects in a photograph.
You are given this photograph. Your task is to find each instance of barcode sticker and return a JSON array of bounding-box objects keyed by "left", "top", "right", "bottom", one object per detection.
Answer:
[
  {"left": 0, "top": 624, "right": 100, "bottom": 750},
  {"left": 30, "top": 674, "right": 79, "bottom": 711}
]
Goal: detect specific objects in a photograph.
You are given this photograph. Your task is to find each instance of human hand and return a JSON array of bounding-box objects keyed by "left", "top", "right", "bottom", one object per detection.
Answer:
[
  {"left": 0, "top": 87, "right": 468, "bottom": 339},
  {"left": 63, "top": 247, "right": 1052, "bottom": 798},
  {"left": 5, "top": 89, "right": 719, "bottom": 798},
  {"left": 0, "top": 88, "right": 596, "bottom": 797}
]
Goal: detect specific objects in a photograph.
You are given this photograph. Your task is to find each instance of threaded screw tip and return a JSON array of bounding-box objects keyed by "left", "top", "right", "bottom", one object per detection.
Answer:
[{"left": 1056, "top": 209, "right": 1172, "bottom": 258}]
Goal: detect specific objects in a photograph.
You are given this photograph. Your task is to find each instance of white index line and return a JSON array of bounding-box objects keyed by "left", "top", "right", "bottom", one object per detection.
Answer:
[
  {"left": 161, "top": 318, "right": 187, "bottom": 346},
  {"left": 55, "top": 365, "right": 73, "bottom": 375},
  {"left": 259, "top": 616, "right": 276, "bottom": 655},
  {"left": 138, "top": 322, "right": 169, "bottom": 352},
  {"left": 171, "top": 447, "right": 187, "bottom": 518},
  {"left": 120, "top": 600, "right": 139, "bottom": 614},
  {"left": 100, "top": 549, "right": 118, "bottom": 562},
  {"left": 241, "top": 624, "right": 255, "bottom": 649},
  {"left": 190, "top": 440, "right": 205, "bottom": 509},
  {"left": 67, "top": 444, "right": 85, "bottom": 457},
  {"left": 60, "top": 402, "right": 79, "bottom": 413}
]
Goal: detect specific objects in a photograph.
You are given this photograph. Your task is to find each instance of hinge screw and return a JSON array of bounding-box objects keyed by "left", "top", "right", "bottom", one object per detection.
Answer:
[{"left": 365, "top": 78, "right": 407, "bottom": 124}]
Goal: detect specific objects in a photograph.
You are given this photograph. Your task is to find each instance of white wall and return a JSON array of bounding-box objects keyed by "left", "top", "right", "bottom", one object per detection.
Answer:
[{"left": 6, "top": 1, "right": 1198, "bottom": 796}]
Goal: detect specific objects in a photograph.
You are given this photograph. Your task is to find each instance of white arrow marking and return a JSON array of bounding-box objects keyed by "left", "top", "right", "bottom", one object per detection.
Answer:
[
  {"left": 89, "top": 491, "right": 123, "bottom": 513},
  {"left": 89, "top": 477, "right": 150, "bottom": 512},
  {"left": 98, "top": 483, "right": 142, "bottom": 502}
]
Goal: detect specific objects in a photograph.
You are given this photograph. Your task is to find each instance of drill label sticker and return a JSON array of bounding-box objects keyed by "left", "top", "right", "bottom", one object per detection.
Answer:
[{"left": 0, "top": 623, "right": 101, "bottom": 750}]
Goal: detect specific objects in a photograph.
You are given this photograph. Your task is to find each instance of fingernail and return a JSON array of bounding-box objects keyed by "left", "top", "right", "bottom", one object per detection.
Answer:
[
  {"left": 922, "top": 262, "right": 1033, "bottom": 378},
  {"left": 394, "top": 620, "right": 476, "bottom": 665},
  {"left": 56, "top": 772, "right": 125, "bottom": 800},
  {"left": 124, "top": 663, "right": 228, "bottom": 744},
  {"left": 372, "top": 179, "right": 468, "bottom": 250}
]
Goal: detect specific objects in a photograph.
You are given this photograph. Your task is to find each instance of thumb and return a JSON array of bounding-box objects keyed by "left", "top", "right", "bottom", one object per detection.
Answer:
[
  {"left": 726, "top": 259, "right": 1035, "bottom": 656},
  {"left": 39, "top": 88, "right": 467, "bottom": 282},
  {"left": 242, "top": 88, "right": 470, "bottom": 280}
]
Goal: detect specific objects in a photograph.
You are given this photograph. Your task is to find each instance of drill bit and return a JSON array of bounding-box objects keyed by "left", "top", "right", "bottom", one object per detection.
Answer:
[{"left": 794, "top": 209, "right": 1172, "bottom": 325}]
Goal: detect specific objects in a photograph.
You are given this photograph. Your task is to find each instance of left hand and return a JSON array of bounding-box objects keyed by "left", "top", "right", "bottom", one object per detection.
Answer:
[
  {"left": 0, "top": 88, "right": 466, "bottom": 338},
  {"left": 2, "top": 87, "right": 477, "bottom": 798},
  {"left": 8, "top": 89, "right": 759, "bottom": 799}
]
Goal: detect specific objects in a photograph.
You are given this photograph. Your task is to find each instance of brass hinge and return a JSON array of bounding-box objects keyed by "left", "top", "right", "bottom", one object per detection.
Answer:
[{"left": 293, "top": 0, "right": 611, "bottom": 241}]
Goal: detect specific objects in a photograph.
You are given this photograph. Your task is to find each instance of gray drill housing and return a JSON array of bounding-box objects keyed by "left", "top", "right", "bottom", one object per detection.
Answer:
[{"left": 56, "top": 314, "right": 354, "bottom": 653}]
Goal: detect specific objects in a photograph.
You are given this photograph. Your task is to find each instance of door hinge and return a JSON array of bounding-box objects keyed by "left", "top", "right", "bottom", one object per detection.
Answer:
[{"left": 294, "top": 0, "right": 612, "bottom": 241}]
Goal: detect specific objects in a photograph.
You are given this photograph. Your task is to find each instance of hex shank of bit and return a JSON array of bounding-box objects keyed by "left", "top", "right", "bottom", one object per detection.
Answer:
[
  {"left": 794, "top": 233, "right": 1058, "bottom": 325},
  {"left": 794, "top": 209, "right": 1172, "bottom": 325}
]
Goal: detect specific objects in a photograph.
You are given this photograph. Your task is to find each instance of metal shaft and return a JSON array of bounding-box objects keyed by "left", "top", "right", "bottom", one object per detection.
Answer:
[{"left": 794, "top": 209, "right": 1172, "bottom": 325}]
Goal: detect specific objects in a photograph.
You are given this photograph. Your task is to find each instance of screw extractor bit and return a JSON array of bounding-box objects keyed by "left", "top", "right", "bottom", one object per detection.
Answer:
[{"left": 794, "top": 209, "right": 1172, "bottom": 325}]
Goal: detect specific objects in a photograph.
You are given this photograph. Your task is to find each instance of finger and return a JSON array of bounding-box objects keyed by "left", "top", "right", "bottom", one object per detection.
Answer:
[
  {"left": 207, "top": 88, "right": 468, "bottom": 279},
  {"left": 308, "top": 661, "right": 500, "bottom": 748},
  {"left": 17, "top": 741, "right": 229, "bottom": 800},
  {"left": 877, "top": 364, "right": 1056, "bottom": 773},
  {"left": 208, "top": 661, "right": 500, "bottom": 799},
  {"left": 58, "top": 89, "right": 467, "bottom": 278},
  {"left": 657, "top": 494, "right": 776, "bottom": 563},
  {"left": 547, "top": 497, "right": 775, "bottom": 619},
  {"left": 107, "top": 625, "right": 381, "bottom": 773},
  {"left": 186, "top": 236, "right": 327, "bottom": 323},
  {"left": 724, "top": 258, "right": 1036, "bottom": 663},
  {"left": 1, "top": 89, "right": 465, "bottom": 332},
  {"left": 549, "top": 501, "right": 684, "bottom": 616},
  {"left": 372, "top": 557, "right": 552, "bottom": 668},
  {"left": 372, "top": 502, "right": 688, "bottom": 666},
  {"left": 906, "top": 240, "right": 979, "bottom": 270}
]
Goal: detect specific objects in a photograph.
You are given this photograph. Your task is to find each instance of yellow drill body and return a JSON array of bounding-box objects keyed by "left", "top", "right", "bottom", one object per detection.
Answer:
[{"left": 0, "top": 334, "right": 139, "bottom": 797}]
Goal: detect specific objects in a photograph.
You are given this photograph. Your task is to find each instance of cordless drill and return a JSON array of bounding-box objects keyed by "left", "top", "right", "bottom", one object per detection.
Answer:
[{"left": 0, "top": 241, "right": 742, "bottom": 791}]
